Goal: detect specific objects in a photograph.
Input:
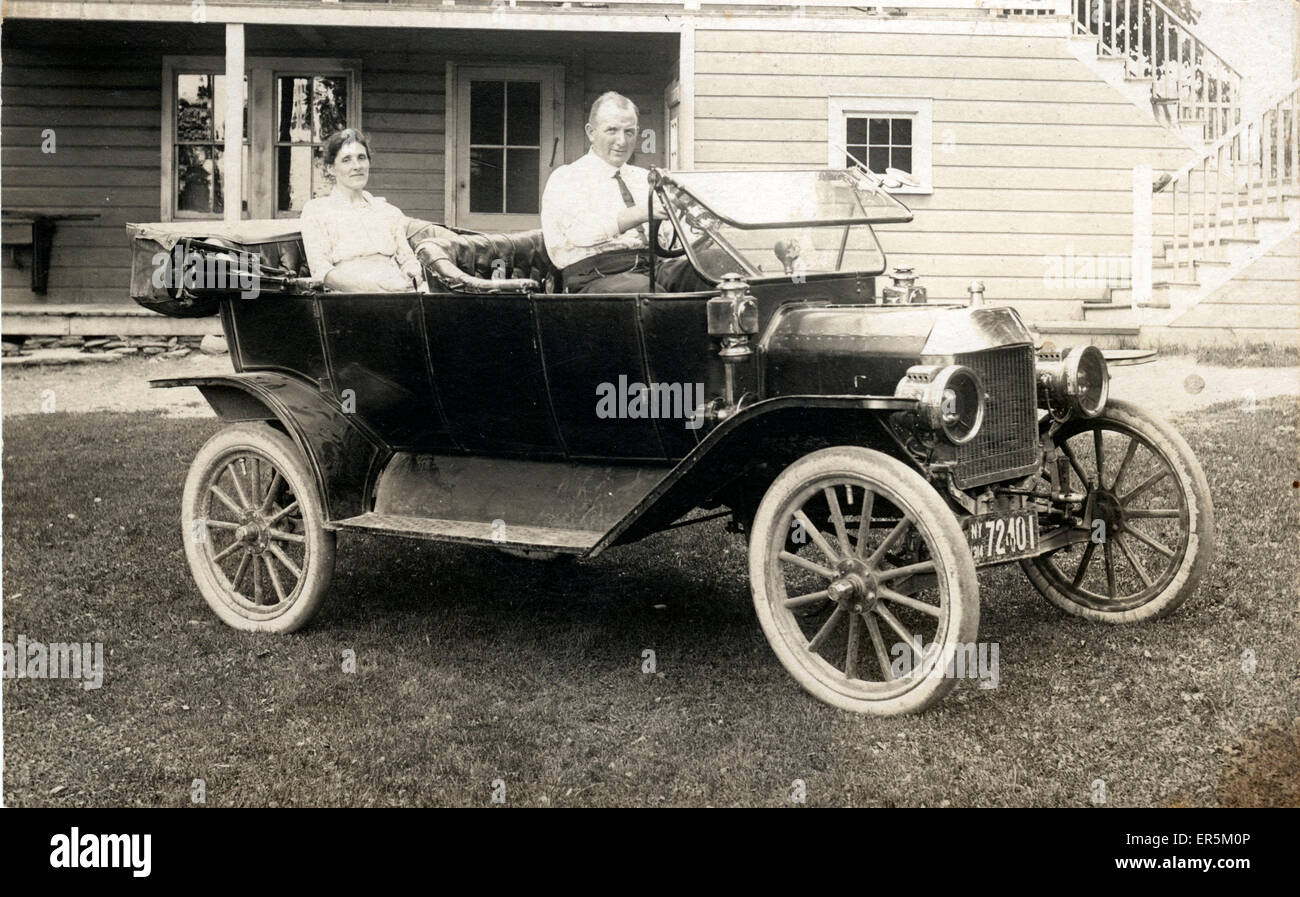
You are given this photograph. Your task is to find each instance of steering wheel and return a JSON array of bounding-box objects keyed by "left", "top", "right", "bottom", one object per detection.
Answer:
[{"left": 651, "top": 218, "right": 686, "bottom": 258}]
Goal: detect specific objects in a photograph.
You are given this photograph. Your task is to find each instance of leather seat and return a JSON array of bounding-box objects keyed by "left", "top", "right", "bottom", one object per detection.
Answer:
[
  {"left": 189, "top": 218, "right": 556, "bottom": 291},
  {"left": 406, "top": 218, "right": 554, "bottom": 293},
  {"left": 258, "top": 237, "right": 310, "bottom": 278}
]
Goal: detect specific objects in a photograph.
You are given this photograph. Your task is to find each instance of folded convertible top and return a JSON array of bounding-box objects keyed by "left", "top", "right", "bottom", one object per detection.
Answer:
[{"left": 126, "top": 219, "right": 303, "bottom": 250}]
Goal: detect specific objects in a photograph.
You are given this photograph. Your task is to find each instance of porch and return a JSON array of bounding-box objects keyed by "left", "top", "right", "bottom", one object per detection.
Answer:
[{"left": 0, "top": 14, "right": 682, "bottom": 309}]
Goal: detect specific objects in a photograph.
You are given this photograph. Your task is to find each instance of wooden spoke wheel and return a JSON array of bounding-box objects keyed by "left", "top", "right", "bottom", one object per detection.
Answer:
[
  {"left": 1021, "top": 399, "right": 1214, "bottom": 622},
  {"left": 749, "top": 446, "right": 979, "bottom": 715},
  {"left": 182, "top": 423, "right": 335, "bottom": 632}
]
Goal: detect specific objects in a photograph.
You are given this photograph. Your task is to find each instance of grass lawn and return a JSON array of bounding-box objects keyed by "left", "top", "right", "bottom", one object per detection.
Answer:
[{"left": 3, "top": 400, "right": 1297, "bottom": 807}]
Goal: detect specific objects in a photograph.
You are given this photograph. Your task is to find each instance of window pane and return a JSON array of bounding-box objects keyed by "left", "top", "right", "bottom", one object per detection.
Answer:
[
  {"left": 177, "top": 145, "right": 215, "bottom": 212},
  {"left": 891, "top": 117, "right": 912, "bottom": 145},
  {"left": 469, "top": 147, "right": 504, "bottom": 213},
  {"left": 846, "top": 147, "right": 868, "bottom": 168},
  {"left": 505, "top": 148, "right": 540, "bottom": 214},
  {"left": 845, "top": 118, "right": 867, "bottom": 147},
  {"left": 277, "top": 144, "right": 325, "bottom": 213},
  {"left": 868, "top": 118, "right": 889, "bottom": 144},
  {"left": 177, "top": 75, "right": 212, "bottom": 141},
  {"left": 868, "top": 146, "right": 889, "bottom": 172},
  {"left": 506, "top": 81, "right": 541, "bottom": 146},
  {"left": 212, "top": 146, "right": 225, "bottom": 214},
  {"left": 211, "top": 75, "right": 249, "bottom": 141},
  {"left": 470, "top": 81, "right": 505, "bottom": 145},
  {"left": 313, "top": 76, "right": 348, "bottom": 143},
  {"left": 892, "top": 145, "right": 912, "bottom": 174},
  {"left": 278, "top": 76, "right": 313, "bottom": 143}
]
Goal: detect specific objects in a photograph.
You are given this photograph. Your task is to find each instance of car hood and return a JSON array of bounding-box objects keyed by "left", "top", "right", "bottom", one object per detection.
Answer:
[{"left": 760, "top": 304, "right": 1034, "bottom": 398}]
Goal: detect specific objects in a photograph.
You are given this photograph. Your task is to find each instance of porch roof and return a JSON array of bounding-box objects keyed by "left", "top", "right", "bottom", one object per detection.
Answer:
[{"left": 6, "top": 0, "right": 1072, "bottom": 33}]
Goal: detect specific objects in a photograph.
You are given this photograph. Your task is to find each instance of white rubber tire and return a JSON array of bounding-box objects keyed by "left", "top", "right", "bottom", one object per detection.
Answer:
[
  {"left": 182, "top": 422, "right": 335, "bottom": 632},
  {"left": 749, "top": 446, "right": 979, "bottom": 716}
]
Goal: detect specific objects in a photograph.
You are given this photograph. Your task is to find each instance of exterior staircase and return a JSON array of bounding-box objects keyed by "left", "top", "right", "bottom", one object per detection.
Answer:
[
  {"left": 1065, "top": 0, "right": 1241, "bottom": 147},
  {"left": 1035, "top": 5, "right": 1297, "bottom": 350}
]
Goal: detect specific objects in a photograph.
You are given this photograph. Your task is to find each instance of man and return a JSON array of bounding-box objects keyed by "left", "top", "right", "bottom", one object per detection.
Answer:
[{"left": 541, "top": 92, "right": 716, "bottom": 294}]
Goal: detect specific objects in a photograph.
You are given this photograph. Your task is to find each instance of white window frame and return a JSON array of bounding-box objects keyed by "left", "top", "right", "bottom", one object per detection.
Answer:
[
  {"left": 162, "top": 55, "right": 362, "bottom": 220},
  {"left": 827, "top": 96, "right": 933, "bottom": 196}
]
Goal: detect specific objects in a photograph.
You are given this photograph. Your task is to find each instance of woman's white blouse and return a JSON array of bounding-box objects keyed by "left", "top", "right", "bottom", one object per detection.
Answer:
[{"left": 299, "top": 186, "right": 420, "bottom": 282}]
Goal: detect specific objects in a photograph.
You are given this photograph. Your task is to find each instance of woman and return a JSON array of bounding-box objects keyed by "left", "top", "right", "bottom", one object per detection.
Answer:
[{"left": 300, "top": 128, "right": 424, "bottom": 292}]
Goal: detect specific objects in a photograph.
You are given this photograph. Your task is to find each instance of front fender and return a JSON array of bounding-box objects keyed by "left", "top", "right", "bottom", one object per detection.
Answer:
[
  {"left": 597, "top": 394, "right": 919, "bottom": 551},
  {"left": 152, "top": 372, "right": 390, "bottom": 520}
]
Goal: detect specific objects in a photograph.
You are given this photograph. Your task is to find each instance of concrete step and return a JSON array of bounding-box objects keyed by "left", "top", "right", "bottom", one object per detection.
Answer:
[
  {"left": 1, "top": 304, "right": 220, "bottom": 338},
  {"left": 1032, "top": 320, "right": 1142, "bottom": 350},
  {"left": 1081, "top": 303, "right": 1142, "bottom": 325}
]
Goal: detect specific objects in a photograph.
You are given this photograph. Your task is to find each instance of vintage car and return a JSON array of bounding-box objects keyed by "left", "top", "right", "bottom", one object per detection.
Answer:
[{"left": 128, "top": 166, "right": 1215, "bottom": 716}]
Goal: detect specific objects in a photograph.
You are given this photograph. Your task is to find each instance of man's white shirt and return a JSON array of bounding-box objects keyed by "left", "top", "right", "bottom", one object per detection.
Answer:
[{"left": 540, "top": 149, "right": 650, "bottom": 270}]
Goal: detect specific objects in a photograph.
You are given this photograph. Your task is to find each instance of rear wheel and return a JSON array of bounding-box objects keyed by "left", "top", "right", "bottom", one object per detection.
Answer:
[
  {"left": 1020, "top": 399, "right": 1214, "bottom": 622},
  {"left": 182, "top": 422, "right": 335, "bottom": 632},
  {"left": 748, "top": 446, "right": 979, "bottom": 715}
]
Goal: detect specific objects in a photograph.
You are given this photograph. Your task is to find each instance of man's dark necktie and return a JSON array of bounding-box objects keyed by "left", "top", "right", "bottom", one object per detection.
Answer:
[{"left": 613, "top": 171, "right": 636, "bottom": 208}]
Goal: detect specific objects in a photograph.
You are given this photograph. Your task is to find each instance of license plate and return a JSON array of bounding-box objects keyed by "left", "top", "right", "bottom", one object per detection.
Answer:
[{"left": 964, "top": 509, "right": 1039, "bottom": 565}]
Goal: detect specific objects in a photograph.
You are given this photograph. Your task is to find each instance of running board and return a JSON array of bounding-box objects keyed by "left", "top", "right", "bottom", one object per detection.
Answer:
[{"left": 329, "top": 512, "right": 602, "bottom": 554}]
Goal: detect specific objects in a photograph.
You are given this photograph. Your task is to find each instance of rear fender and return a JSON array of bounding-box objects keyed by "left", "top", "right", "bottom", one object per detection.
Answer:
[{"left": 152, "top": 372, "right": 389, "bottom": 520}]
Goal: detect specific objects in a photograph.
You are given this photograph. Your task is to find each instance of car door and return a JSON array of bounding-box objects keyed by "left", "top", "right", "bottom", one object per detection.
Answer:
[{"left": 532, "top": 292, "right": 669, "bottom": 461}]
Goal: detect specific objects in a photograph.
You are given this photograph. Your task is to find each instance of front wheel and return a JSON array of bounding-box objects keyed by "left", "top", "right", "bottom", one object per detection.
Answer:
[
  {"left": 1020, "top": 398, "right": 1214, "bottom": 623},
  {"left": 749, "top": 446, "right": 979, "bottom": 715},
  {"left": 181, "top": 422, "right": 335, "bottom": 632}
]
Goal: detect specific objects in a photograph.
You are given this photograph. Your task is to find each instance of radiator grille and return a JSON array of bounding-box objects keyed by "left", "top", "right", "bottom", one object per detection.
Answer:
[{"left": 953, "top": 345, "right": 1039, "bottom": 488}]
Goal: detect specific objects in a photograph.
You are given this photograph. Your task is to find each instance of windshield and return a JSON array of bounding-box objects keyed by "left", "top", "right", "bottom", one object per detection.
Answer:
[
  {"left": 659, "top": 169, "right": 913, "bottom": 227},
  {"left": 653, "top": 169, "right": 911, "bottom": 283}
]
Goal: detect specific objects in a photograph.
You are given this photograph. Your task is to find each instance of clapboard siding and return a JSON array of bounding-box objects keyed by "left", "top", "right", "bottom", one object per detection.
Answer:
[
  {"left": 694, "top": 25, "right": 1193, "bottom": 304},
  {"left": 695, "top": 30, "right": 1072, "bottom": 58},
  {"left": 1, "top": 40, "right": 162, "bottom": 307}
]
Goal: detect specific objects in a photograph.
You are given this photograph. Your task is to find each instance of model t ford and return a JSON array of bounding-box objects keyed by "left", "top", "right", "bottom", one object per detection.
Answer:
[{"left": 128, "top": 166, "right": 1214, "bottom": 715}]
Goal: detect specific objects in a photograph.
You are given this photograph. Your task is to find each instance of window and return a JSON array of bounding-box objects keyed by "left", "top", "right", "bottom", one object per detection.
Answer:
[
  {"left": 162, "top": 57, "right": 360, "bottom": 220},
  {"left": 172, "top": 73, "right": 249, "bottom": 216},
  {"left": 828, "top": 97, "right": 933, "bottom": 195},
  {"left": 847, "top": 116, "right": 911, "bottom": 177},
  {"left": 450, "top": 65, "right": 563, "bottom": 231},
  {"left": 275, "top": 74, "right": 350, "bottom": 214},
  {"left": 468, "top": 79, "right": 542, "bottom": 215}
]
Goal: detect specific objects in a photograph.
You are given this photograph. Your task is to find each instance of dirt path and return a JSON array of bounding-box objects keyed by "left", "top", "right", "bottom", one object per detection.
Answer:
[
  {"left": 2, "top": 353, "right": 233, "bottom": 418},
  {"left": 2, "top": 352, "right": 1296, "bottom": 420}
]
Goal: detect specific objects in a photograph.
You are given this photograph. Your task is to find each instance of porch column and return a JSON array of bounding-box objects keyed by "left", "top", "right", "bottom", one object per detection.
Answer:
[
  {"left": 224, "top": 23, "right": 245, "bottom": 224},
  {"left": 679, "top": 21, "right": 695, "bottom": 171},
  {"left": 1131, "top": 164, "right": 1153, "bottom": 309}
]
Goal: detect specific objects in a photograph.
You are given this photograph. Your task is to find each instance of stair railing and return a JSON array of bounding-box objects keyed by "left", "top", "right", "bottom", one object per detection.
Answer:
[
  {"left": 1152, "top": 77, "right": 1299, "bottom": 278},
  {"left": 1072, "top": 0, "right": 1242, "bottom": 141}
]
